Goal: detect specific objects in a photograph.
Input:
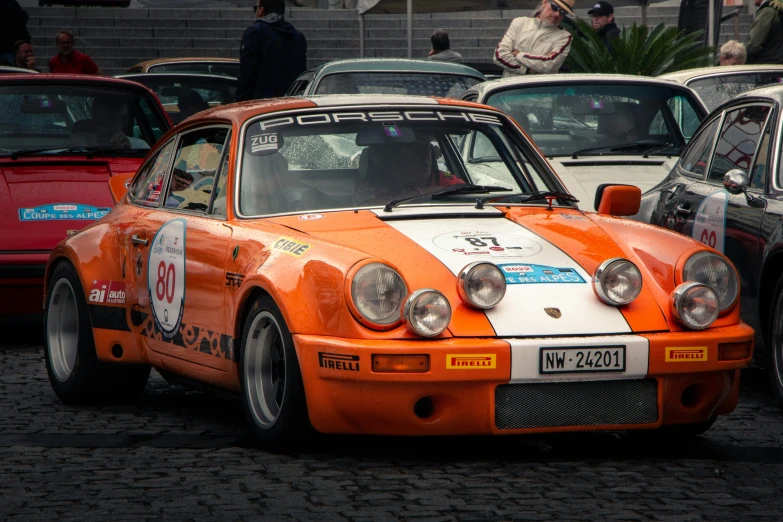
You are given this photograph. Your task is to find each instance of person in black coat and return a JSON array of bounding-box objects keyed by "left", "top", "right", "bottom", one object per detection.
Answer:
[
  {"left": 588, "top": 1, "right": 620, "bottom": 52},
  {"left": 0, "top": 0, "right": 30, "bottom": 66},
  {"left": 236, "top": 0, "right": 307, "bottom": 101}
]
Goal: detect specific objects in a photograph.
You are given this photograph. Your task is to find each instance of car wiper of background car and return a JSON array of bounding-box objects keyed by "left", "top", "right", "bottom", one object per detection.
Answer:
[
  {"left": 642, "top": 143, "right": 682, "bottom": 158},
  {"left": 478, "top": 190, "right": 578, "bottom": 210},
  {"left": 383, "top": 184, "right": 512, "bottom": 212},
  {"left": 8, "top": 146, "right": 144, "bottom": 160},
  {"left": 571, "top": 140, "right": 673, "bottom": 159}
]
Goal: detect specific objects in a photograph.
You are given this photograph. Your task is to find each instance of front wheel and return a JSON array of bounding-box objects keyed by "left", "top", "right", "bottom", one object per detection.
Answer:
[
  {"left": 240, "top": 295, "right": 311, "bottom": 449},
  {"left": 766, "top": 275, "right": 783, "bottom": 408}
]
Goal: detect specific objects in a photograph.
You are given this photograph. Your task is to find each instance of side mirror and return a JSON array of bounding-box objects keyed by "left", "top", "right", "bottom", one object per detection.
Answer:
[
  {"left": 595, "top": 184, "right": 641, "bottom": 216},
  {"left": 723, "top": 168, "right": 748, "bottom": 195}
]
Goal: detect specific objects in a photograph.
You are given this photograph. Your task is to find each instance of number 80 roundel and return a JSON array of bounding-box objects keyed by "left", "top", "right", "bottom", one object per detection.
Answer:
[{"left": 148, "top": 219, "right": 186, "bottom": 339}]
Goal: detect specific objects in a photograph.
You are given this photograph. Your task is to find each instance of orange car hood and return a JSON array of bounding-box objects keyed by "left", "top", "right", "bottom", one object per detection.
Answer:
[{"left": 270, "top": 205, "right": 672, "bottom": 336}]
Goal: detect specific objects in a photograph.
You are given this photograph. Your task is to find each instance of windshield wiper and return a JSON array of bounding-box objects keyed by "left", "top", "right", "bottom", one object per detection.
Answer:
[
  {"left": 483, "top": 190, "right": 579, "bottom": 207},
  {"left": 383, "top": 184, "right": 513, "bottom": 212},
  {"left": 7, "top": 146, "right": 143, "bottom": 160},
  {"left": 642, "top": 144, "right": 682, "bottom": 158},
  {"left": 571, "top": 141, "right": 674, "bottom": 159}
]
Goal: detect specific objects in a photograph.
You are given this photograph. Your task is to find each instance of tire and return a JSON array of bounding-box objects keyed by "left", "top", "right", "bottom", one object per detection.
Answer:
[
  {"left": 766, "top": 275, "right": 783, "bottom": 408},
  {"left": 44, "top": 261, "right": 150, "bottom": 404},
  {"left": 240, "top": 295, "right": 311, "bottom": 449}
]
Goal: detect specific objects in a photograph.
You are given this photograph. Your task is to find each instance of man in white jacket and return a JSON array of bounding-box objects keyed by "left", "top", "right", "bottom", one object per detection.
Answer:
[{"left": 494, "top": 0, "right": 575, "bottom": 76}]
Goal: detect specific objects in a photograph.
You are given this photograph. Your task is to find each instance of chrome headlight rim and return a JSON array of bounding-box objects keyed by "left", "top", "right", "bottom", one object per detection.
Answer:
[
  {"left": 457, "top": 261, "right": 507, "bottom": 310},
  {"left": 402, "top": 288, "right": 452, "bottom": 338},
  {"left": 593, "top": 258, "right": 643, "bottom": 306},
  {"left": 347, "top": 261, "right": 408, "bottom": 330},
  {"left": 682, "top": 251, "right": 739, "bottom": 314},
  {"left": 671, "top": 281, "right": 719, "bottom": 330}
]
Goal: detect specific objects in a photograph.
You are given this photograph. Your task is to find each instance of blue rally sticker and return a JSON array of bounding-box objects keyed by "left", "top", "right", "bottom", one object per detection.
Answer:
[
  {"left": 18, "top": 203, "right": 110, "bottom": 222},
  {"left": 499, "top": 263, "right": 585, "bottom": 285}
]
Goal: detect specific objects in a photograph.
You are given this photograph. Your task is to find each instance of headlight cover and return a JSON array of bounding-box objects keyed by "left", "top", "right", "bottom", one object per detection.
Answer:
[
  {"left": 683, "top": 251, "right": 738, "bottom": 313},
  {"left": 593, "top": 258, "right": 642, "bottom": 306},
  {"left": 402, "top": 289, "right": 451, "bottom": 337},
  {"left": 671, "top": 281, "right": 719, "bottom": 330},
  {"left": 457, "top": 262, "right": 506, "bottom": 309},
  {"left": 350, "top": 263, "right": 408, "bottom": 327}
]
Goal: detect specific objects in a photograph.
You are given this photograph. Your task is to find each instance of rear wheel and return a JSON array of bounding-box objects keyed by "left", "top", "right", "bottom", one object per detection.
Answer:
[
  {"left": 240, "top": 295, "right": 311, "bottom": 449},
  {"left": 44, "top": 261, "right": 149, "bottom": 404},
  {"left": 766, "top": 275, "right": 783, "bottom": 408}
]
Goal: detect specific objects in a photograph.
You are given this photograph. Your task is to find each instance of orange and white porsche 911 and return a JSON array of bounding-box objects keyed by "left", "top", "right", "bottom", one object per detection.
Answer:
[{"left": 43, "top": 95, "right": 754, "bottom": 447}]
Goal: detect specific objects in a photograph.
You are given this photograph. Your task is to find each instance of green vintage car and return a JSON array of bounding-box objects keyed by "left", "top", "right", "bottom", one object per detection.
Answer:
[{"left": 285, "top": 58, "right": 486, "bottom": 98}]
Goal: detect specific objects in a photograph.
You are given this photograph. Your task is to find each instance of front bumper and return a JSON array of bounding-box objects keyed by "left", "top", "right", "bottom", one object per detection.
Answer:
[
  {"left": 294, "top": 323, "right": 754, "bottom": 435},
  {"left": 0, "top": 253, "right": 49, "bottom": 316}
]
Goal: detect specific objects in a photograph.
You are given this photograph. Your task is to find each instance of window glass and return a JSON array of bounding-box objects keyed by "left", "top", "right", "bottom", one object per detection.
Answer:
[
  {"left": 128, "top": 75, "right": 237, "bottom": 125},
  {"left": 165, "top": 127, "right": 229, "bottom": 212},
  {"left": 485, "top": 84, "right": 704, "bottom": 159},
  {"left": 749, "top": 118, "right": 773, "bottom": 190},
  {"left": 150, "top": 62, "right": 239, "bottom": 78},
  {"left": 130, "top": 140, "right": 176, "bottom": 207},
  {"left": 210, "top": 130, "right": 232, "bottom": 217},
  {"left": 690, "top": 72, "right": 783, "bottom": 110},
  {"left": 315, "top": 72, "right": 482, "bottom": 98},
  {"left": 679, "top": 117, "right": 720, "bottom": 177},
  {"left": 708, "top": 105, "right": 771, "bottom": 183},
  {"left": 239, "top": 109, "right": 548, "bottom": 216}
]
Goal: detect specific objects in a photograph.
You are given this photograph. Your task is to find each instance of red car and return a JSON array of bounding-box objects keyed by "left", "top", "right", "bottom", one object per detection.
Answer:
[{"left": 0, "top": 74, "right": 171, "bottom": 319}]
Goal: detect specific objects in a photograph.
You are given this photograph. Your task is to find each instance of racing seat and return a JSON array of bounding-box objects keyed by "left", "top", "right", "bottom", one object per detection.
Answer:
[
  {"left": 357, "top": 142, "right": 438, "bottom": 186},
  {"left": 68, "top": 119, "right": 99, "bottom": 146}
]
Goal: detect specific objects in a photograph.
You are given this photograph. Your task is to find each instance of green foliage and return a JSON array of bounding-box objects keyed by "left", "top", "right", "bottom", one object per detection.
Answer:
[{"left": 564, "top": 18, "right": 716, "bottom": 76}]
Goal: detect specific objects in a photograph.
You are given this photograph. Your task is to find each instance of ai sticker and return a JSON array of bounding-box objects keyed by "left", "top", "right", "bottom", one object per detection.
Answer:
[{"left": 148, "top": 219, "right": 186, "bottom": 339}]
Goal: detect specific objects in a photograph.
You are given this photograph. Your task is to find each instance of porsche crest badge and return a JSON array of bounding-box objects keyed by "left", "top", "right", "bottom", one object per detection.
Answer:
[{"left": 545, "top": 307, "right": 562, "bottom": 319}]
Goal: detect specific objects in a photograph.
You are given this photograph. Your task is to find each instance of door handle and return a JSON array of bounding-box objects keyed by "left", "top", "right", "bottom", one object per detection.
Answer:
[
  {"left": 674, "top": 204, "right": 691, "bottom": 216},
  {"left": 131, "top": 234, "right": 148, "bottom": 246}
]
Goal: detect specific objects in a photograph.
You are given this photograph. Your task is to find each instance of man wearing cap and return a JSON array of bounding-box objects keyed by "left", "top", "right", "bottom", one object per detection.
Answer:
[
  {"left": 493, "top": 0, "right": 574, "bottom": 76},
  {"left": 588, "top": 1, "right": 620, "bottom": 51}
]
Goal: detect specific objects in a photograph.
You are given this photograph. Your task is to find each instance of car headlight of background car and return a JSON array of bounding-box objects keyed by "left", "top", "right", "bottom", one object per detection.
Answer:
[
  {"left": 349, "top": 262, "right": 408, "bottom": 329},
  {"left": 682, "top": 251, "right": 738, "bottom": 313},
  {"left": 593, "top": 258, "right": 642, "bottom": 306}
]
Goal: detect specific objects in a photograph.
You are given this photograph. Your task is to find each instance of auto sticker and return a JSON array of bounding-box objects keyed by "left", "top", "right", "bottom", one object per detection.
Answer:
[
  {"left": 18, "top": 203, "right": 110, "bottom": 221},
  {"left": 692, "top": 192, "right": 727, "bottom": 253},
  {"left": 433, "top": 231, "right": 542, "bottom": 258},
  {"left": 499, "top": 264, "right": 585, "bottom": 284},
  {"left": 148, "top": 219, "right": 186, "bottom": 340},
  {"left": 88, "top": 280, "right": 126, "bottom": 305}
]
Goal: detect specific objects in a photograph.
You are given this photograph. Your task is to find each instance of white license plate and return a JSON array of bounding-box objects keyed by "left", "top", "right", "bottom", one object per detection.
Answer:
[{"left": 539, "top": 346, "right": 626, "bottom": 374}]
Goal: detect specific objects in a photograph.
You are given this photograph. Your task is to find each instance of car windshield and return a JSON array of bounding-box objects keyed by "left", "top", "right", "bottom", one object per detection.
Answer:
[
  {"left": 238, "top": 108, "right": 558, "bottom": 216},
  {"left": 0, "top": 83, "right": 168, "bottom": 155},
  {"left": 315, "top": 72, "right": 483, "bottom": 97},
  {"left": 688, "top": 72, "right": 783, "bottom": 110},
  {"left": 148, "top": 62, "right": 240, "bottom": 78},
  {"left": 484, "top": 83, "right": 704, "bottom": 158},
  {"left": 124, "top": 75, "right": 237, "bottom": 124}
]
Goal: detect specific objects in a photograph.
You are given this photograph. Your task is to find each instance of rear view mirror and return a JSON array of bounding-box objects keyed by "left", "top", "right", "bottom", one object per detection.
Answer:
[
  {"left": 595, "top": 184, "right": 641, "bottom": 216},
  {"left": 21, "top": 96, "right": 66, "bottom": 114},
  {"left": 723, "top": 168, "right": 748, "bottom": 195}
]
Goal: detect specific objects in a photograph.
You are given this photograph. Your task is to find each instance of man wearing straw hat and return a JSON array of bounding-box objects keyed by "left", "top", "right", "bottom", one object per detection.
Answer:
[{"left": 494, "top": 0, "right": 575, "bottom": 76}]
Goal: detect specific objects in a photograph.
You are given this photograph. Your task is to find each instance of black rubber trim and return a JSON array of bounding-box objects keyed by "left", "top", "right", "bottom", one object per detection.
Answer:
[
  {"left": 87, "top": 304, "right": 131, "bottom": 332},
  {"left": 0, "top": 265, "right": 46, "bottom": 279}
]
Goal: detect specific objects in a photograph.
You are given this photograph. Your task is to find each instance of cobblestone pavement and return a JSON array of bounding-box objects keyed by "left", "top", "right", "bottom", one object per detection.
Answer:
[{"left": 2, "top": 329, "right": 783, "bottom": 521}]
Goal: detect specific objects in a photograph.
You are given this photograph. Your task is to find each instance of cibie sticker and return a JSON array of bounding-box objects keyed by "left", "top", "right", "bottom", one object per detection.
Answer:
[
  {"left": 247, "top": 130, "right": 281, "bottom": 156},
  {"left": 692, "top": 192, "right": 727, "bottom": 253},
  {"left": 18, "top": 203, "right": 110, "bottom": 222},
  {"left": 273, "top": 237, "right": 310, "bottom": 256},
  {"left": 148, "top": 219, "right": 186, "bottom": 339},
  {"left": 499, "top": 264, "right": 585, "bottom": 284},
  {"left": 433, "top": 231, "right": 542, "bottom": 258}
]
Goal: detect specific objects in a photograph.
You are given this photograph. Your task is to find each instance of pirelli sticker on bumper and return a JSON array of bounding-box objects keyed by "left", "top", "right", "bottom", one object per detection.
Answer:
[
  {"left": 666, "top": 347, "right": 708, "bottom": 362},
  {"left": 446, "top": 354, "right": 496, "bottom": 369}
]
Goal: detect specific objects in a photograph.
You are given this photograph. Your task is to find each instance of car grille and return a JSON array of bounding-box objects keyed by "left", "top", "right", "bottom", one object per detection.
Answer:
[{"left": 495, "top": 379, "right": 659, "bottom": 430}]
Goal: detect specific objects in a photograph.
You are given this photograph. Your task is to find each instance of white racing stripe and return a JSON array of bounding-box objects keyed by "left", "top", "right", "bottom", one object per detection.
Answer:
[
  {"left": 379, "top": 214, "right": 631, "bottom": 336},
  {"left": 508, "top": 336, "right": 649, "bottom": 382}
]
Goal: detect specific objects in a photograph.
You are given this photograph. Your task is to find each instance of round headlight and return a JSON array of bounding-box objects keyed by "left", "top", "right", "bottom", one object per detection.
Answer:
[
  {"left": 593, "top": 258, "right": 642, "bottom": 306},
  {"left": 351, "top": 263, "right": 408, "bottom": 327},
  {"left": 457, "top": 262, "right": 507, "bottom": 309},
  {"left": 671, "top": 282, "right": 719, "bottom": 330},
  {"left": 402, "top": 289, "right": 452, "bottom": 337},
  {"left": 683, "top": 251, "right": 738, "bottom": 313}
]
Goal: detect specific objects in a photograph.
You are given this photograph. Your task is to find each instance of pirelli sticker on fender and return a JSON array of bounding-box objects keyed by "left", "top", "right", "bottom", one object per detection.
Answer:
[
  {"left": 319, "top": 352, "right": 360, "bottom": 372},
  {"left": 666, "top": 347, "right": 708, "bottom": 362},
  {"left": 446, "top": 354, "right": 497, "bottom": 369},
  {"left": 273, "top": 237, "right": 310, "bottom": 256}
]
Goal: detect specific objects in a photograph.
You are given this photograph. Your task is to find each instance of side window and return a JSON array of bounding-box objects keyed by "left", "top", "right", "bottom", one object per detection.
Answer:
[
  {"left": 164, "top": 126, "right": 229, "bottom": 212},
  {"left": 708, "top": 105, "right": 771, "bottom": 183},
  {"left": 210, "top": 130, "right": 232, "bottom": 217},
  {"left": 137, "top": 97, "right": 165, "bottom": 143},
  {"left": 679, "top": 117, "right": 720, "bottom": 178},
  {"left": 750, "top": 117, "right": 773, "bottom": 191},
  {"left": 130, "top": 140, "right": 176, "bottom": 207},
  {"left": 292, "top": 80, "right": 309, "bottom": 96}
]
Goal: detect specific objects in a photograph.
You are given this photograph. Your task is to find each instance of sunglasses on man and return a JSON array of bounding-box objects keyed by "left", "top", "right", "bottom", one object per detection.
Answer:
[
  {"left": 252, "top": 3, "right": 261, "bottom": 12},
  {"left": 548, "top": 1, "right": 569, "bottom": 16}
]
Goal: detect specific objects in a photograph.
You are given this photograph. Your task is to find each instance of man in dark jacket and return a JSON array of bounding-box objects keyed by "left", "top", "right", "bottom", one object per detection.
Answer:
[
  {"left": 588, "top": 1, "right": 620, "bottom": 52},
  {"left": 746, "top": 0, "right": 783, "bottom": 64},
  {"left": 0, "top": 0, "right": 30, "bottom": 66},
  {"left": 236, "top": 0, "right": 307, "bottom": 101}
]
